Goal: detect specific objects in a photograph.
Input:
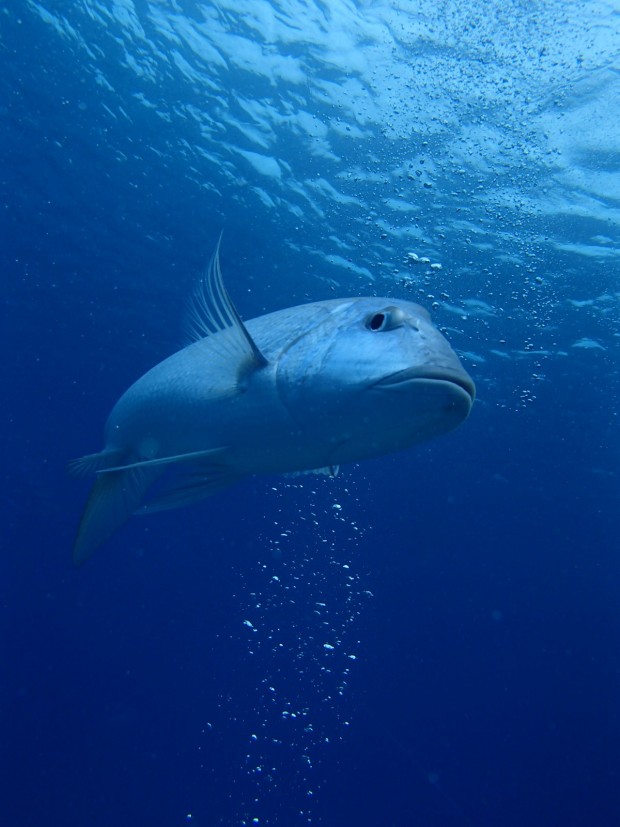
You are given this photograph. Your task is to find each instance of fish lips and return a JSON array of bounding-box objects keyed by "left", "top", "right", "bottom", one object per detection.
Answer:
[{"left": 373, "top": 366, "right": 476, "bottom": 415}]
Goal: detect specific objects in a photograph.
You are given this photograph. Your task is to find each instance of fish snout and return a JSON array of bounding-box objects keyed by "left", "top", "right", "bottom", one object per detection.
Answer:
[{"left": 374, "top": 364, "right": 475, "bottom": 403}]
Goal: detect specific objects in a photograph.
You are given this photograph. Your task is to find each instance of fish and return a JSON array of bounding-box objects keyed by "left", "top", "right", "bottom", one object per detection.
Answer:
[{"left": 71, "top": 242, "right": 475, "bottom": 563}]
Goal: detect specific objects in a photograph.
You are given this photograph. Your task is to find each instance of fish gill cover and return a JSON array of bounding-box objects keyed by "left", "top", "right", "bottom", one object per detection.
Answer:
[{"left": 1, "top": 2, "right": 619, "bottom": 827}]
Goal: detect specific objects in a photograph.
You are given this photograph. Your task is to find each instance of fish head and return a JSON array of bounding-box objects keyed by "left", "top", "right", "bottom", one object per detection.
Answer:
[{"left": 277, "top": 297, "right": 475, "bottom": 463}]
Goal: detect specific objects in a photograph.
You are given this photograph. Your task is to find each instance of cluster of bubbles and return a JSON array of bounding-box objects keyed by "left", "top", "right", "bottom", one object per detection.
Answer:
[{"left": 200, "top": 474, "right": 373, "bottom": 825}]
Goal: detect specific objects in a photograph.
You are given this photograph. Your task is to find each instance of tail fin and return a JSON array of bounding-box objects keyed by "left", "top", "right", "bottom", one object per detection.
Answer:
[{"left": 73, "top": 465, "right": 157, "bottom": 565}]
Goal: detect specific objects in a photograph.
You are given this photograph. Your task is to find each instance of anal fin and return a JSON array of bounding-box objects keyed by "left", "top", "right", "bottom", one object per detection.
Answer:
[{"left": 73, "top": 464, "right": 160, "bottom": 564}]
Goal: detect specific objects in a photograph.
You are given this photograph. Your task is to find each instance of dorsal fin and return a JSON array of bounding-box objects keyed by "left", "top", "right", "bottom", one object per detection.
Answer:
[{"left": 185, "top": 236, "right": 267, "bottom": 372}]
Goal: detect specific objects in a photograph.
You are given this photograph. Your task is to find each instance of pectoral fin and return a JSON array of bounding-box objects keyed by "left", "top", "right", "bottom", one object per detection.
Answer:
[
  {"left": 68, "top": 448, "right": 123, "bottom": 477},
  {"left": 96, "top": 446, "right": 228, "bottom": 474}
]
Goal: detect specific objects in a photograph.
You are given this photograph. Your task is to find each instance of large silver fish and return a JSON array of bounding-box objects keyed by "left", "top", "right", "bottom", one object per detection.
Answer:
[{"left": 71, "top": 244, "right": 475, "bottom": 563}]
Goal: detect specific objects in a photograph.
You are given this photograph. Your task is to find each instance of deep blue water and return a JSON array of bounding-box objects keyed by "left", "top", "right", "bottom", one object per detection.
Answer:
[{"left": 2, "top": 2, "right": 620, "bottom": 825}]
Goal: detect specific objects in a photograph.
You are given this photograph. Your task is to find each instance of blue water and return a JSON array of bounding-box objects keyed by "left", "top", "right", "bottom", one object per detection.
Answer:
[{"left": 2, "top": 1, "right": 619, "bottom": 825}]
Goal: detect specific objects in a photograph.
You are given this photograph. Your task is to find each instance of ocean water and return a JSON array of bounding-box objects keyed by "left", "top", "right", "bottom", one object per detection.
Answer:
[{"left": 2, "top": 1, "right": 619, "bottom": 825}]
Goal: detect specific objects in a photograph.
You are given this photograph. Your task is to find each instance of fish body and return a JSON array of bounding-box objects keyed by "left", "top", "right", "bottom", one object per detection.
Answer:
[{"left": 72, "top": 246, "right": 474, "bottom": 563}]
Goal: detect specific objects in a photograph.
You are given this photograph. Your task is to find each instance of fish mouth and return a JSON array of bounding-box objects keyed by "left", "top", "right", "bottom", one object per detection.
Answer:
[{"left": 374, "top": 366, "right": 476, "bottom": 402}]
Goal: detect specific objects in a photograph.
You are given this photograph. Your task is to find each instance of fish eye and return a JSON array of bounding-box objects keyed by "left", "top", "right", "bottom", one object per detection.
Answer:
[
  {"left": 366, "top": 306, "right": 406, "bottom": 332},
  {"left": 368, "top": 312, "right": 387, "bottom": 331}
]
